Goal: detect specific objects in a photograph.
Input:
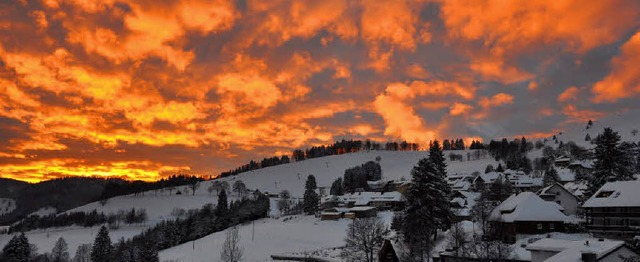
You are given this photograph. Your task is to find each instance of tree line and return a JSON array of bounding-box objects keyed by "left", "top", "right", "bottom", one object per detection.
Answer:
[
  {"left": 8, "top": 208, "right": 148, "bottom": 233},
  {"left": 1, "top": 189, "right": 270, "bottom": 262},
  {"left": 330, "top": 160, "right": 383, "bottom": 195},
  {"left": 220, "top": 139, "right": 421, "bottom": 178},
  {"left": 98, "top": 175, "right": 204, "bottom": 201}
]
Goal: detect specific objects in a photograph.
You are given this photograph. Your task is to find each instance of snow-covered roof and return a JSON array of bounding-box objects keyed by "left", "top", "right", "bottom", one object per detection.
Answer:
[
  {"left": 557, "top": 168, "right": 576, "bottom": 182},
  {"left": 538, "top": 183, "right": 579, "bottom": 201},
  {"left": 349, "top": 206, "right": 376, "bottom": 212},
  {"left": 583, "top": 181, "right": 640, "bottom": 208},
  {"left": 489, "top": 192, "right": 569, "bottom": 223},
  {"left": 568, "top": 160, "right": 593, "bottom": 169},
  {"left": 526, "top": 238, "right": 626, "bottom": 262},
  {"left": 321, "top": 191, "right": 405, "bottom": 205},
  {"left": 452, "top": 180, "right": 471, "bottom": 191},
  {"left": 563, "top": 181, "right": 588, "bottom": 198},
  {"left": 475, "top": 172, "right": 503, "bottom": 183}
]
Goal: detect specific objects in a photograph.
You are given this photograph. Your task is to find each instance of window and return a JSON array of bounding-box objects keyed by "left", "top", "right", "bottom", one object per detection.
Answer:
[
  {"left": 596, "top": 191, "right": 615, "bottom": 198},
  {"left": 550, "top": 223, "right": 555, "bottom": 230},
  {"left": 537, "top": 223, "right": 543, "bottom": 230}
]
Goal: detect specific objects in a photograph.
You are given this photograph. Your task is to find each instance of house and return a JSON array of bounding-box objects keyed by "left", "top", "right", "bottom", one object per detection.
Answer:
[
  {"left": 378, "top": 237, "right": 409, "bottom": 262},
  {"left": 526, "top": 237, "right": 639, "bottom": 262},
  {"left": 320, "top": 191, "right": 406, "bottom": 211},
  {"left": 507, "top": 173, "right": 544, "bottom": 192},
  {"left": 537, "top": 183, "right": 580, "bottom": 215},
  {"left": 320, "top": 206, "right": 377, "bottom": 220},
  {"left": 489, "top": 192, "right": 569, "bottom": 243},
  {"left": 378, "top": 239, "right": 399, "bottom": 262},
  {"left": 564, "top": 181, "right": 589, "bottom": 200},
  {"left": 557, "top": 168, "right": 577, "bottom": 184},
  {"left": 582, "top": 181, "right": 640, "bottom": 239},
  {"left": 555, "top": 156, "right": 572, "bottom": 168},
  {"left": 567, "top": 160, "right": 593, "bottom": 179},
  {"left": 450, "top": 191, "right": 480, "bottom": 221}
]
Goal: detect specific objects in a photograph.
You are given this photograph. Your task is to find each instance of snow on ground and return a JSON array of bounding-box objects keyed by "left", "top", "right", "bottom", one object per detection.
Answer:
[
  {"left": 215, "top": 150, "right": 499, "bottom": 198},
  {"left": 0, "top": 224, "right": 145, "bottom": 257},
  {"left": 65, "top": 187, "right": 225, "bottom": 225},
  {"left": 547, "top": 109, "right": 640, "bottom": 149},
  {"left": 0, "top": 151, "right": 498, "bottom": 259},
  {"left": 0, "top": 198, "right": 16, "bottom": 216},
  {"left": 159, "top": 215, "right": 351, "bottom": 262},
  {"left": 28, "top": 206, "right": 57, "bottom": 217}
]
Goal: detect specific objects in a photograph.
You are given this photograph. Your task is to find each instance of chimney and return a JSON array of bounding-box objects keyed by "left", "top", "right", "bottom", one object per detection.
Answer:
[{"left": 581, "top": 251, "right": 597, "bottom": 262}]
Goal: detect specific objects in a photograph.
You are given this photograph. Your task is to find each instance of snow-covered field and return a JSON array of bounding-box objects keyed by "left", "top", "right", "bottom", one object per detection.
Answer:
[
  {"left": 160, "top": 215, "right": 350, "bottom": 262},
  {"left": 28, "top": 206, "right": 57, "bottom": 217},
  {"left": 0, "top": 150, "right": 497, "bottom": 258},
  {"left": 214, "top": 150, "right": 499, "bottom": 198}
]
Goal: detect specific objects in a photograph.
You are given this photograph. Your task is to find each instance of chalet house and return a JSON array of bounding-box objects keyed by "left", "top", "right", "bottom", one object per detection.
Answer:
[
  {"left": 450, "top": 191, "right": 480, "bottom": 221},
  {"left": 320, "top": 191, "right": 406, "bottom": 211},
  {"left": 378, "top": 237, "right": 408, "bottom": 262},
  {"left": 320, "top": 206, "right": 377, "bottom": 220},
  {"left": 537, "top": 183, "right": 580, "bottom": 215},
  {"left": 489, "top": 192, "right": 569, "bottom": 243},
  {"left": 564, "top": 181, "right": 589, "bottom": 200},
  {"left": 507, "top": 173, "right": 544, "bottom": 192},
  {"left": 526, "top": 238, "right": 639, "bottom": 262},
  {"left": 583, "top": 181, "right": 640, "bottom": 239},
  {"left": 567, "top": 160, "right": 593, "bottom": 179},
  {"left": 557, "top": 168, "right": 577, "bottom": 184},
  {"left": 473, "top": 171, "right": 543, "bottom": 193},
  {"left": 554, "top": 156, "right": 571, "bottom": 168}
]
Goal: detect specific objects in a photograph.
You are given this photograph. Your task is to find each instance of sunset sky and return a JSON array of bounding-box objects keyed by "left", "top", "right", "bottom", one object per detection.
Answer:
[{"left": 1, "top": 0, "right": 639, "bottom": 182}]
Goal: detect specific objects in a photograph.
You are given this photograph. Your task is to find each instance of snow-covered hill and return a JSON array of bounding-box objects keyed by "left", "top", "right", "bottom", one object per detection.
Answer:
[
  {"left": 214, "top": 150, "right": 499, "bottom": 197},
  {"left": 0, "top": 150, "right": 498, "bottom": 257},
  {"left": 546, "top": 109, "right": 640, "bottom": 149}
]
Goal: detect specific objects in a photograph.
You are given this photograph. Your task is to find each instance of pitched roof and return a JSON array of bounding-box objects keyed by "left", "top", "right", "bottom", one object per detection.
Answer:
[
  {"left": 537, "top": 183, "right": 579, "bottom": 201},
  {"left": 582, "top": 181, "right": 640, "bottom": 208},
  {"left": 526, "top": 238, "right": 628, "bottom": 262},
  {"left": 489, "top": 192, "right": 569, "bottom": 222}
]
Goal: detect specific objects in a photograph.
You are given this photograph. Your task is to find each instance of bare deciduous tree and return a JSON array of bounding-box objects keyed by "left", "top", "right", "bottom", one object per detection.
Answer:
[
  {"left": 73, "top": 244, "right": 91, "bottom": 262},
  {"left": 341, "top": 217, "right": 389, "bottom": 262},
  {"left": 220, "top": 227, "right": 243, "bottom": 262}
]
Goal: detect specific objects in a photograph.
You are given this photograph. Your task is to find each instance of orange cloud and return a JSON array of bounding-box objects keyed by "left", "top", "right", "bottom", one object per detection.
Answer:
[
  {"left": 562, "top": 105, "right": 604, "bottom": 123},
  {"left": 441, "top": 0, "right": 640, "bottom": 54},
  {"left": 592, "top": 32, "right": 640, "bottom": 103},
  {"left": 558, "top": 86, "right": 580, "bottom": 102},
  {"left": 479, "top": 93, "right": 515, "bottom": 108},
  {"left": 450, "top": 103, "right": 473, "bottom": 116},
  {"left": 373, "top": 82, "right": 437, "bottom": 144}
]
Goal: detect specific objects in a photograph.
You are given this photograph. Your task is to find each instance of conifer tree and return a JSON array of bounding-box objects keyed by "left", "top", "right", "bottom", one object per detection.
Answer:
[
  {"left": 543, "top": 167, "right": 560, "bottom": 187},
  {"left": 139, "top": 239, "right": 158, "bottom": 262},
  {"left": 429, "top": 140, "right": 447, "bottom": 177},
  {"left": 402, "top": 157, "right": 453, "bottom": 260},
  {"left": 216, "top": 189, "right": 230, "bottom": 228},
  {"left": 51, "top": 237, "right": 70, "bottom": 262},
  {"left": 587, "top": 128, "right": 634, "bottom": 198},
  {"left": 91, "top": 226, "right": 113, "bottom": 262},
  {"left": 330, "top": 178, "right": 344, "bottom": 195},
  {"left": 2, "top": 233, "right": 30, "bottom": 262},
  {"left": 303, "top": 175, "right": 319, "bottom": 215}
]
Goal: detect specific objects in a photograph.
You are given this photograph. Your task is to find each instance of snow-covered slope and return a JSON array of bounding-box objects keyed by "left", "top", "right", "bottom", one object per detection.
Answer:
[
  {"left": 214, "top": 150, "right": 499, "bottom": 197},
  {"left": 160, "top": 215, "right": 351, "bottom": 262},
  {"left": 548, "top": 110, "right": 640, "bottom": 149}
]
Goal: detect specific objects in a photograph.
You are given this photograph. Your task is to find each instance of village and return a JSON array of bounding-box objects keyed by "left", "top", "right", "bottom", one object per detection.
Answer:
[{"left": 314, "top": 154, "right": 640, "bottom": 262}]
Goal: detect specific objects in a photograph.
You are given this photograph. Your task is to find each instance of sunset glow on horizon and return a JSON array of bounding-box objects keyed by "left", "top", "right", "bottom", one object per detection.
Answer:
[{"left": 1, "top": 0, "right": 639, "bottom": 182}]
